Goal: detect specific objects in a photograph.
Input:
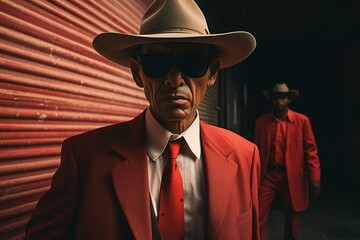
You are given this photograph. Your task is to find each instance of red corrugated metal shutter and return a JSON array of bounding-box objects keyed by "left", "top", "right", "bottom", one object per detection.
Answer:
[
  {"left": 0, "top": 0, "right": 151, "bottom": 239},
  {"left": 198, "top": 78, "right": 219, "bottom": 125}
]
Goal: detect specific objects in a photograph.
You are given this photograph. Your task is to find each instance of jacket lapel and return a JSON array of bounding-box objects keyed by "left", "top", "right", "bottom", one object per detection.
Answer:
[
  {"left": 110, "top": 112, "right": 153, "bottom": 239},
  {"left": 285, "top": 110, "right": 294, "bottom": 165},
  {"left": 265, "top": 115, "right": 272, "bottom": 164},
  {"left": 200, "top": 122, "right": 238, "bottom": 239}
]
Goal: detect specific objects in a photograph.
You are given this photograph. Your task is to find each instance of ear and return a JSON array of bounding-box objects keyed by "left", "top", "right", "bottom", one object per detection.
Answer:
[
  {"left": 207, "top": 58, "right": 219, "bottom": 86},
  {"left": 130, "top": 58, "right": 144, "bottom": 88}
]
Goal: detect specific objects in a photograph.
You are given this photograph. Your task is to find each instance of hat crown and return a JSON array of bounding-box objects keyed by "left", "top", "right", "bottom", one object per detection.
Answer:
[
  {"left": 140, "top": 0, "right": 209, "bottom": 35},
  {"left": 262, "top": 83, "right": 299, "bottom": 101},
  {"left": 272, "top": 83, "right": 290, "bottom": 93}
]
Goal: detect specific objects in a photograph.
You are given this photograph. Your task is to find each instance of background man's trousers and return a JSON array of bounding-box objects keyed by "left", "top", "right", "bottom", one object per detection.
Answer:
[{"left": 259, "top": 169, "right": 300, "bottom": 240}]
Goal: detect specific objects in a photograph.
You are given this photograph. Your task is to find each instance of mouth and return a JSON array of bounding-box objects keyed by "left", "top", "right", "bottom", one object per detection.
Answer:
[{"left": 161, "top": 94, "right": 190, "bottom": 105}]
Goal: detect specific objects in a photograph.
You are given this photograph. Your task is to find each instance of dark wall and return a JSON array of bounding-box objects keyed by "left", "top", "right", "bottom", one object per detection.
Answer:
[{"left": 197, "top": 0, "right": 360, "bottom": 196}]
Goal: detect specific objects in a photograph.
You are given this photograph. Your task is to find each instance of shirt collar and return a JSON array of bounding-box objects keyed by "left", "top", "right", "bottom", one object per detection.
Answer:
[
  {"left": 145, "top": 108, "right": 201, "bottom": 161},
  {"left": 272, "top": 109, "right": 293, "bottom": 122}
]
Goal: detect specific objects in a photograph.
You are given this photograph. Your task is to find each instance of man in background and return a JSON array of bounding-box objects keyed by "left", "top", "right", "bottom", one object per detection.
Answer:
[{"left": 254, "top": 83, "right": 321, "bottom": 240}]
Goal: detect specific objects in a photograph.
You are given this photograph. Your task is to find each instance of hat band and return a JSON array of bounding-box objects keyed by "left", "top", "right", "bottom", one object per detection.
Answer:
[{"left": 141, "top": 27, "right": 209, "bottom": 35}]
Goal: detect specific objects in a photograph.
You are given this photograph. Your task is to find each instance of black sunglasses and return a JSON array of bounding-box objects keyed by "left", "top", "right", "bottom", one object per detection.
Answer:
[
  {"left": 138, "top": 54, "right": 213, "bottom": 78},
  {"left": 271, "top": 93, "right": 289, "bottom": 100}
]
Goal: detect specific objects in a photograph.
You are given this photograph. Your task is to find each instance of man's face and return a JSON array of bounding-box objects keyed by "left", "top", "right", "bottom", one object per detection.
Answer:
[
  {"left": 130, "top": 43, "right": 219, "bottom": 132},
  {"left": 271, "top": 93, "right": 290, "bottom": 113}
]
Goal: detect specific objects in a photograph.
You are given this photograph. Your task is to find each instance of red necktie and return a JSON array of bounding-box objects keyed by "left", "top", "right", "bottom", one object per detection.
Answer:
[{"left": 158, "top": 139, "right": 185, "bottom": 240}]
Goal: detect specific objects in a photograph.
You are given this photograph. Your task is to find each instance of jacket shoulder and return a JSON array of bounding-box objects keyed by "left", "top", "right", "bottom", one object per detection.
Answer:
[
  {"left": 288, "top": 110, "right": 311, "bottom": 122},
  {"left": 66, "top": 112, "right": 144, "bottom": 145},
  {"left": 256, "top": 113, "right": 272, "bottom": 122}
]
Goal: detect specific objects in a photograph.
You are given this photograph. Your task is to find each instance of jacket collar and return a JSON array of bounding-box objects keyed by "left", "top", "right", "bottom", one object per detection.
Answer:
[{"left": 287, "top": 109, "right": 295, "bottom": 122}]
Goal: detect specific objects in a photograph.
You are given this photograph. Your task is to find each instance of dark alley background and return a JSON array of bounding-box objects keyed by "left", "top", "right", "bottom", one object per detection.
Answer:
[
  {"left": 197, "top": 0, "right": 360, "bottom": 198},
  {"left": 198, "top": 0, "right": 360, "bottom": 238},
  {"left": 198, "top": 0, "right": 360, "bottom": 240}
]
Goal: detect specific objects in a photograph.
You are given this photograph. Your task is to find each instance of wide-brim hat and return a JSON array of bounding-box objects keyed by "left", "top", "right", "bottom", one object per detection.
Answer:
[
  {"left": 92, "top": 0, "right": 256, "bottom": 69},
  {"left": 263, "top": 83, "right": 300, "bottom": 101}
]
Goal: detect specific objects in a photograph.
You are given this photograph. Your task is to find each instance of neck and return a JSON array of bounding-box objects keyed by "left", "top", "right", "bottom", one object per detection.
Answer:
[
  {"left": 162, "top": 117, "right": 195, "bottom": 134},
  {"left": 150, "top": 109, "right": 196, "bottom": 134},
  {"left": 274, "top": 108, "right": 288, "bottom": 118}
]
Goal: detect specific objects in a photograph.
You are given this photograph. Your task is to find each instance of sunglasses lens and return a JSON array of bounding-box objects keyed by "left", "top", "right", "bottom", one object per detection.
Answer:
[
  {"left": 139, "top": 54, "right": 210, "bottom": 78},
  {"left": 140, "top": 54, "right": 173, "bottom": 78},
  {"left": 179, "top": 55, "right": 210, "bottom": 78}
]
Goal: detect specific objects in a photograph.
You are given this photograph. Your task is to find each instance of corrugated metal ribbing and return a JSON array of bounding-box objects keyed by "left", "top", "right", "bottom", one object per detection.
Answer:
[
  {"left": 0, "top": 0, "right": 151, "bottom": 239},
  {"left": 222, "top": 68, "right": 246, "bottom": 134},
  {"left": 198, "top": 78, "right": 219, "bottom": 126}
]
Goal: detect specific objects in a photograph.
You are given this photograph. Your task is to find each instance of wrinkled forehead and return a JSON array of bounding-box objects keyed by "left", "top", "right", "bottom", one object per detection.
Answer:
[{"left": 137, "top": 43, "right": 217, "bottom": 56}]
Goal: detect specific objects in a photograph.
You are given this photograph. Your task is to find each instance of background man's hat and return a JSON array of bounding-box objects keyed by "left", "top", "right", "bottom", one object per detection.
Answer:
[
  {"left": 263, "top": 83, "right": 300, "bottom": 101},
  {"left": 92, "top": 0, "right": 256, "bottom": 69}
]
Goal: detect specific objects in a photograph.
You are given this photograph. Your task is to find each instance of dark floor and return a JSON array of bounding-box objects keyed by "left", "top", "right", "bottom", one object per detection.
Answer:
[{"left": 267, "top": 189, "right": 360, "bottom": 240}]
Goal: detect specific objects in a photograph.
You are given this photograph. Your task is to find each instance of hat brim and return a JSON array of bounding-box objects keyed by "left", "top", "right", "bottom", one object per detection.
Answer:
[
  {"left": 263, "top": 90, "right": 300, "bottom": 101},
  {"left": 92, "top": 31, "right": 256, "bottom": 69}
]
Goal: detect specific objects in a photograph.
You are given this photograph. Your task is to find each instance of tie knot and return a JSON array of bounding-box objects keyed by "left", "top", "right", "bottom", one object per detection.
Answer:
[{"left": 167, "top": 139, "right": 182, "bottom": 159}]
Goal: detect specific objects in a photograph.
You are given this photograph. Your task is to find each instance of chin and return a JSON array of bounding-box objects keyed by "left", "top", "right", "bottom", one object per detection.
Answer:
[
  {"left": 165, "top": 113, "right": 188, "bottom": 121},
  {"left": 165, "top": 109, "right": 194, "bottom": 120}
]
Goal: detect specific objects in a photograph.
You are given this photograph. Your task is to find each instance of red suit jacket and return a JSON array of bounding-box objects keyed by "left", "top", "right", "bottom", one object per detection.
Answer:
[
  {"left": 254, "top": 109, "right": 321, "bottom": 212},
  {"left": 25, "top": 111, "right": 260, "bottom": 240}
]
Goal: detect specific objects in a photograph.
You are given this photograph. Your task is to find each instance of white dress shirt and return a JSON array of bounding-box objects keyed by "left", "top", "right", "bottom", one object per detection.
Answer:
[{"left": 145, "top": 108, "right": 207, "bottom": 239}]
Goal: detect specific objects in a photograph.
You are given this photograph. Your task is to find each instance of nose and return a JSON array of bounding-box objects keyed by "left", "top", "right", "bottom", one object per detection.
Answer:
[{"left": 164, "top": 65, "right": 185, "bottom": 88}]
